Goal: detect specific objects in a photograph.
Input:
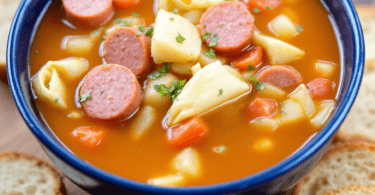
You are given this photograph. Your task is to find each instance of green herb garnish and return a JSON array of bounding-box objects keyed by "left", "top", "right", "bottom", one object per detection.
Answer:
[
  {"left": 296, "top": 25, "right": 304, "bottom": 32},
  {"left": 148, "top": 64, "right": 171, "bottom": 80},
  {"left": 247, "top": 65, "right": 255, "bottom": 71},
  {"left": 253, "top": 7, "right": 261, "bottom": 14},
  {"left": 145, "top": 25, "right": 154, "bottom": 36},
  {"left": 208, "top": 33, "right": 218, "bottom": 47},
  {"left": 100, "top": 90, "right": 104, "bottom": 94},
  {"left": 86, "top": 5, "right": 92, "bottom": 9},
  {"left": 266, "top": 6, "right": 271, "bottom": 10},
  {"left": 169, "top": 17, "right": 174, "bottom": 21},
  {"left": 122, "top": 20, "right": 131, "bottom": 27},
  {"left": 136, "top": 32, "right": 141, "bottom": 36},
  {"left": 79, "top": 90, "right": 92, "bottom": 102},
  {"left": 55, "top": 98, "right": 59, "bottom": 103},
  {"left": 172, "top": 9, "right": 179, "bottom": 14},
  {"left": 132, "top": 12, "right": 140, "bottom": 17},
  {"left": 138, "top": 26, "right": 145, "bottom": 32},
  {"left": 154, "top": 80, "right": 186, "bottom": 101},
  {"left": 218, "top": 89, "right": 223, "bottom": 97},
  {"left": 203, "top": 47, "right": 216, "bottom": 59},
  {"left": 154, "top": 84, "right": 169, "bottom": 97},
  {"left": 116, "top": 18, "right": 122, "bottom": 23},
  {"left": 249, "top": 76, "right": 265, "bottom": 91},
  {"left": 202, "top": 31, "right": 211, "bottom": 41},
  {"left": 203, "top": 23, "right": 207, "bottom": 28},
  {"left": 213, "top": 145, "right": 226, "bottom": 154},
  {"left": 176, "top": 33, "right": 185, "bottom": 44}
]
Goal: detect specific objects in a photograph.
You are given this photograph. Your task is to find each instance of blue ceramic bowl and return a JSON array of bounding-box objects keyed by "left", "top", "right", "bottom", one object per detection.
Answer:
[{"left": 7, "top": 0, "right": 364, "bottom": 194}]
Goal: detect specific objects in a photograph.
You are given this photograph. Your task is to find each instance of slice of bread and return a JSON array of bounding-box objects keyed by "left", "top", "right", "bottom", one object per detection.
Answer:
[
  {"left": 323, "top": 185, "right": 375, "bottom": 195},
  {"left": 335, "top": 71, "right": 375, "bottom": 142},
  {"left": 356, "top": 6, "right": 375, "bottom": 73},
  {"left": 0, "top": 152, "right": 66, "bottom": 195},
  {"left": 294, "top": 141, "right": 375, "bottom": 195},
  {"left": 0, "top": 0, "right": 22, "bottom": 75}
]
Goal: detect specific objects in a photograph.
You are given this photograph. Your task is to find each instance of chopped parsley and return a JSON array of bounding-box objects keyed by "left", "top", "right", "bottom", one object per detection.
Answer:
[
  {"left": 208, "top": 33, "right": 218, "bottom": 47},
  {"left": 116, "top": 34, "right": 119, "bottom": 37},
  {"left": 203, "top": 47, "right": 216, "bottom": 59},
  {"left": 169, "top": 17, "right": 174, "bottom": 21},
  {"left": 54, "top": 98, "right": 59, "bottom": 103},
  {"left": 247, "top": 65, "right": 255, "bottom": 71},
  {"left": 136, "top": 32, "right": 141, "bottom": 36},
  {"left": 203, "top": 23, "right": 207, "bottom": 28},
  {"left": 154, "top": 80, "right": 186, "bottom": 101},
  {"left": 101, "top": 36, "right": 106, "bottom": 40},
  {"left": 138, "top": 26, "right": 145, "bottom": 32},
  {"left": 132, "top": 12, "right": 140, "bottom": 17},
  {"left": 86, "top": 5, "right": 92, "bottom": 9},
  {"left": 282, "top": 111, "right": 287, "bottom": 116},
  {"left": 213, "top": 145, "right": 226, "bottom": 154},
  {"left": 148, "top": 64, "right": 171, "bottom": 80},
  {"left": 100, "top": 90, "right": 104, "bottom": 94},
  {"left": 145, "top": 25, "right": 154, "bottom": 36},
  {"left": 296, "top": 25, "right": 304, "bottom": 32},
  {"left": 122, "top": 20, "right": 131, "bottom": 27},
  {"left": 253, "top": 7, "right": 261, "bottom": 14},
  {"left": 172, "top": 9, "right": 179, "bottom": 14},
  {"left": 79, "top": 90, "right": 92, "bottom": 102},
  {"left": 116, "top": 18, "right": 122, "bottom": 23},
  {"left": 249, "top": 76, "right": 265, "bottom": 91},
  {"left": 176, "top": 33, "right": 185, "bottom": 44},
  {"left": 202, "top": 31, "right": 211, "bottom": 41},
  {"left": 266, "top": 6, "right": 271, "bottom": 10},
  {"left": 218, "top": 89, "right": 223, "bottom": 97}
]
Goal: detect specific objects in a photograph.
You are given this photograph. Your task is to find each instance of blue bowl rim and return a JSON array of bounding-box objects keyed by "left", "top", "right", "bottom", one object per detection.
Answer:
[{"left": 7, "top": 0, "right": 364, "bottom": 194}]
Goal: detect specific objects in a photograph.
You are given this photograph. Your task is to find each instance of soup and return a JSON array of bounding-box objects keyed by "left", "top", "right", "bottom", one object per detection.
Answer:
[{"left": 30, "top": 0, "right": 341, "bottom": 186}]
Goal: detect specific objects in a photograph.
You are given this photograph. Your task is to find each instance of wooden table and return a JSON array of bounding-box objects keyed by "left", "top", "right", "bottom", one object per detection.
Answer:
[{"left": 0, "top": 0, "right": 371, "bottom": 194}]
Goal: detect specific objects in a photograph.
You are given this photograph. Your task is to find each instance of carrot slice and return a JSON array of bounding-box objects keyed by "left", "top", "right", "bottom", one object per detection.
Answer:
[
  {"left": 231, "top": 46, "right": 263, "bottom": 71},
  {"left": 113, "top": 0, "right": 143, "bottom": 10},
  {"left": 246, "top": 98, "right": 278, "bottom": 120},
  {"left": 247, "top": 0, "right": 281, "bottom": 13},
  {"left": 307, "top": 78, "right": 335, "bottom": 100},
  {"left": 72, "top": 127, "right": 104, "bottom": 148},
  {"left": 167, "top": 115, "right": 209, "bottom": 148}
]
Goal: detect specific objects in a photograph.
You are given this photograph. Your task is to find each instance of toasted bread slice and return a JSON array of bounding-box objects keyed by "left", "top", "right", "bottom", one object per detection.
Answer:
[
  {"left": 323, "top": 185, "right": 375, "bottom": 195},
  {"left": 0, "top": 152, "right": 66, "bottom": 195},
  {"left": 294, "top": 141, "right": 375, "bottom": 195},
  {"left": 335, "top": 72, "right": 375, "bottom": 142},
  {"left": 356, "top": 6, "right": 375, "bottom": 73}
]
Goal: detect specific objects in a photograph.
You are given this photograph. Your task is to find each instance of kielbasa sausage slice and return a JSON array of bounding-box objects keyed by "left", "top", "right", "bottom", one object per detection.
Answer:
[
  {"left": 79, "top": 64, "right": 142, "bottom": 121},
  {"left": 200, "top": 1, "right": 255, "bottom": 54},
  {"left": 62, "top": 0, "right": 114, "bottom": 27},
  {"left": 104, "top": 27, "right": 152, "bottom": 76},
  {"left": 255, "top": 65, "right": 303, "bottom": 88}
]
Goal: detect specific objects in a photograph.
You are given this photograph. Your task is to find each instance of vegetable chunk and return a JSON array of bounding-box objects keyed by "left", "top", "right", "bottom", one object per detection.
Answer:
[
  {"left": 147, "top": 174, "right": 186, "bottom": 187},
  {"left": 289, "top": 84, "right": 316, "bottom": 117},
  {"left": 253, "top": 31, "right": 304, "bottom": 64},
  {"left": 167, "top": 61, "right": 250, "bottom": 126},
  {"left": 172, "top": 147, "right": 201, "bottom": 177},
  {"left": 269, "top": 14, "right": 299, "bottom": 38},
  {"left": 277, "top": 99, "right": 306, "bottom": 125},
  {"left": 130, "top": 106, "right": 157, "bottom": 140},
  {"left": 307, "top": 78, "right": 335, "bottom": 100},
  {"left": 246, "top": 98, "right": 279, "bottom": 120},
  {"left": 151, "top": 10, "right": 202, "bottom": 64},
  {"left": 72, "top": 127, "right": 104, "bottom": 148},
  {"left": 167, "top": 115, "right": 208, "bottom": 148},
  {"left": 173, "top": 0, "right": 225, "bottom": 10},
  {"left": 144, "top": 73, "right": 179, "bottom": 107},
  {"left": 310, "top": 100, "right": 335, "bottom": 128},
  {"left": 231, "top": 46, "right": 263, "bottom": 71}
]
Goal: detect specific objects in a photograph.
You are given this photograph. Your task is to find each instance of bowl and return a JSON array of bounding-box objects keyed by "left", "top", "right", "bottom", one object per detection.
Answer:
[{"left": 7, "top": 0, "right": 364, "bottom": 194}]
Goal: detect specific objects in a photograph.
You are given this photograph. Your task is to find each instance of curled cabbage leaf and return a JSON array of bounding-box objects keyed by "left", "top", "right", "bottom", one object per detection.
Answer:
[
  {"left": 32, "top": 58, "right": 89, "bottom": 109},
  {"left": 167, "top": 61, "right": 250, "bottom": 126}
]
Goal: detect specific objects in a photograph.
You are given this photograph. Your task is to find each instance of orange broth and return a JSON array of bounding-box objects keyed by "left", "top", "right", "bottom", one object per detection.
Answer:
[{"left": 30, "top": 0, "right": 341, "bottom": 186}]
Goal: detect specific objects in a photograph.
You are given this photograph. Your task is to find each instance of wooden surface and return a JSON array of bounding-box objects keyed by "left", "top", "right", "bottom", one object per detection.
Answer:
[{"left": 0, "top": 1, "right": 371, "bottom": 194}]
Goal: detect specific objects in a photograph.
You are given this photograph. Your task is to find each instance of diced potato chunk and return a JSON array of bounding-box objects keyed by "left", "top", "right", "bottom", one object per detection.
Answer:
[
  {"left": 310, "top": 100, "right": 335, "bottom": 128},
  {"left": 171, "top": 62, "right": 196, "bottom": 75},
  {"left": 65, "top": 36, "right": 92, "bottom": 55},
  {"left": 151, "top": 10, "right": 202, "bottom": 64},
  {"left": 130, "top": 106, "right": 157, "bottom": 140},
  {"left": 105, "top": 17, "right": 145, "bottom": 36},
  {"left": 253, "top": 31, "right": 304, "bottom": 64},
  {"left": 315, "top": 61, "right": 336, "bottom": 78},
  {"left": 144, "top": 73, "right": 179, "bottom": 107},
  {"left": 157, "top": 0, "right": 175, "bottom": 12},
  {"left": 250, "top": 118, "right": 280, "bottom": 132},
  {"left": 224, "top": 65, "right": 244, "bottom": 81},
  {"left": 147, "top": 174, "right": 185, "bottom": 187},
  {"left": 257, "top": 83, "right": 287, "bottom": 101},
  {"left": 198, "top": 45, "right": 228, "bottom": 66},
  {"left": 253, "top": 138, "right": 274, "bottom": 152},
  {"left": 277, "top": 99, "right": 306, "bottom": 125},
  {"left": 172, "top": 147, "right": 201, "bottom": 177},
  {"left": 167, "top": 61, "right": 250, "bottom": 125},
  {"left": 191, "top": 62, "right": 202, "bottom": 75},
  {"left": 173, "top": 0, "right": 225, "bottom": 10},
  {"left": 269, "top": 14, "right": 298, "bottom": 39},
  {"left": 183, "top": 10, "right": 203, "bottom": 25},
  {"left": 288, "top": 84, "right": 316, "bottom": 117}
]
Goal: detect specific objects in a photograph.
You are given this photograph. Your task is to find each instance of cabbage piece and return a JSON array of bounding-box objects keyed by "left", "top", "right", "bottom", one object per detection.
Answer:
[
  {"left": 167, "top": 61, "right": 250, "bottom": 126},
  {"left": 172, "top": 147, "right": 201, "bottom": 177},
  {"left": 151, "top": 10, "right": 202, "bottom": 64},
  {"left": 289, "top": 84, "right": 316, "bottom": 117},
  {"left": 31, "top": 58, "right": 89, "bottom": 109},
  {"left": 253, "top": 30, "right": 304, "bottom": 64},
  {"left": 147, "top": 174, "right": 185, "bottom": 187},
  {"left": 173, "top": 0, "right": 225, "bottom": 10},
  {"left": 310, "top": 100, "right": 335, "bottom": 128},
  {"left": 269, "top": 14, "right": 299, "bottom": 38}
]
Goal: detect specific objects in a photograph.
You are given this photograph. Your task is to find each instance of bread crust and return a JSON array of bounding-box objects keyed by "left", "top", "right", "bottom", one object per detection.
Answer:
[
  {"left": 294, "top": 141, "right": 375, "bottom": 195},
  {"left": 0, "top": 152, "right": 67, "bottom": 195},
  {"left": 323, "top": 185, "right": 375, "bottom": 195}
]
